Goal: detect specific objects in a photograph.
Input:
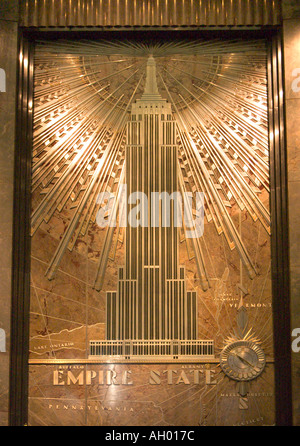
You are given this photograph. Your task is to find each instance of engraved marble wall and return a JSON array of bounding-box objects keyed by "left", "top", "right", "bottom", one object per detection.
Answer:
[
  {"left": 28, "top": 137, "right": 275, "bottom": 425},
  {"left": 26, "top": 34, "right": 276, "bottom": 426},
  {"left": 282, "top": 0, "right": 300, "bottom": 426},
  {"left": 28, "top": 363, "right": 275, "bottom": 426},
  {"left": 0, "top": 0, "right": 19, "bottom": 426},
  {"left": 0, "top": 0, "right": 298, "bottom": 426},
  {"left": 29, "top": 199, "right": 274, "bottom": 362}
]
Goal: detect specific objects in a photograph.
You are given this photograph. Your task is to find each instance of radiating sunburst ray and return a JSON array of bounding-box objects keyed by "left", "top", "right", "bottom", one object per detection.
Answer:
[{"left": 32, "top": 39, "right": 269, "bottom": 290}]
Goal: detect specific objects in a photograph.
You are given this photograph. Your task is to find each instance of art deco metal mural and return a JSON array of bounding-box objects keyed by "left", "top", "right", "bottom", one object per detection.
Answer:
[{"left": 29, "top": 38, "right": 274, "bottom": 425}]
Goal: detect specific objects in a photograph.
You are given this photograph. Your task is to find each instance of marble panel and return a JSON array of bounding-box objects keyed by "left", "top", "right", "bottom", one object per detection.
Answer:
[
  {"left": 290, "top": 277, "right": 300, "bottom": 427},
  {"left": 27, "top": 32, "right": 275, "bottom": 427},
  {"left": 283, "top": 20, "right": 300, "bottom": 100},
  {"left": 30, "top": 286, "right": 87, "bottom": 327},
  {"left": 0, "top": 18, "right": 18, "bottom": 425},
  {"left": 290, "top": 266, "right": 300, "bottom": 325},
  {"left": 31, "top": 228, "right": 62, "bottom": 265},
  {"left": 29, "top": 318, "right": 88, "bottom": 360},
  {"left": 290, "top": 265, "right": 300, "bottom": 425},
  {"left": 86, "top": 325, "right": 106, "bottom": 349},
  {"left": 0, "top": 1, "right": 19, "bottom": 22},
  {"left": 0, "top": 20, "right": 17, "bottom": 266},
  {"left": 0, "top": 266, "right": 12, "bottom": 324},
  {"left": 281, "top": 14, "right": 300, "bottom": 425},
  {"left": 31, "top": 257, "right": 87, "bottom": 305},
  {"left": 87, "top": 286, "right": 106, "bottom": 320},
  {"left": 288, "top": 181, "right": 300, "bottom": 268},
  {"left": 0, "top": 354, "right": 9, "bottom": 423},
  {"left": 28, "top": 363, "right": 275, "bottom": 426},
  {"left": 0, "top": 411, "right": 8, "bottom": 427},
  {"left": 287, "top": 144, "right": 300, "bottom": 182},
  {"left": 282, "top": 0, "right": 300, "bottom": 20},
  {"left": 28, "top": 365, "right": 87, "bottom": 426},
  {"left": 285, "top": 99, "right": 300, "bottom": 159}
]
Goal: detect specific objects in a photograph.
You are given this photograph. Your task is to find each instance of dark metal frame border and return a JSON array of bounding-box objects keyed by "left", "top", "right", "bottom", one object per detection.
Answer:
[
  {"left": 267, "top": 32, "right": 293, "bottom": 426},
  {"left": 9, "top": 27, "right": 292, "bottom": 426},
  {"left": 9, "top": 30, "right": 34, "bottom": 427}
]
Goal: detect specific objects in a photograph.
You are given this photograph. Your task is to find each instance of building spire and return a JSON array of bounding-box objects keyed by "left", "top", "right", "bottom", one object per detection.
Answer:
[{"left": 141, "top": 55, "right": 163, "bottom": 101}]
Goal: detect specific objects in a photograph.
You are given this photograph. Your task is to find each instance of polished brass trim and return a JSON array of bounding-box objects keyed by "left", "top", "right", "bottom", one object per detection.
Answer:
[
  {"left": 11, "top": 26, "right": 290, "bottom": 427},
  {"left": 20, "top": 0, "right": 280, "bottom": 28},
  {"left": 9, "top": 31, "right": 34, "bottom": 427},
  {"left": 28, "top": 358, "right": 220, "bottom": 364},
  {"left": 268, "top": 33, "right": 292, "bottom": 426},
  {"left": 28, "top": 358, "right": 274, "bottom": 365}
]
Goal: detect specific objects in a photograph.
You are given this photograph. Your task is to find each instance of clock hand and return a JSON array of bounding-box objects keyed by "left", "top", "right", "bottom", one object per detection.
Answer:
[{"left": 231, "top": 352, "right": 256, "bottom": 369}]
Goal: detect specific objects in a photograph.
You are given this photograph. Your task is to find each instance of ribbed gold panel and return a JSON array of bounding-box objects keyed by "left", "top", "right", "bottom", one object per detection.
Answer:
[{"left": 19, "top": 0, "right": 280, "bottom": 28}]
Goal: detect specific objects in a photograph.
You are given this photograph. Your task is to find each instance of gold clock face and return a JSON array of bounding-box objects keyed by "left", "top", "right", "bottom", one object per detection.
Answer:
[{"left": 220, "top": 341, "right": 266, "bottom": 382}]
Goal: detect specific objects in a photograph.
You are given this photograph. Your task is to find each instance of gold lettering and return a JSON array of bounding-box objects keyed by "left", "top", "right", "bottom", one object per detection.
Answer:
[
  {"left": 205, "top": 369, "right": 217, "bottom": 385},
  {"left": 86, "top": 370, "right": 97, "bottom": 385},
  {"left": 122, "top": 371, "right": 133, "bottom": 385},
  {"left": 67, "top": 370, "right": 84, "bottom": 385},
  {"left": 176, "top": 371, "right": 190, "bottom": 385},
  {"left": 163, "top": 369, "right": 177, "bottom": 384},
  {"left": 149, "top": 370, "right": 161, "bottom": 385},
  {"left": 192, "top": 369, "right": 203, "bottom": 384},
  {"left": 106, "top": 370, "right": 119, "bottom": 386},
  {"left": 53, "top": 370, "right": 65, "bottom": 386},
  {"left": 98, "top": 370, "right": 104, "bottom": 384}
]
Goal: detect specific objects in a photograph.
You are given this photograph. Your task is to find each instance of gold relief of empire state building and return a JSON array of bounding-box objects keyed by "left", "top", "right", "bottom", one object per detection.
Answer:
[{"left": 90, "top": 56, "right": 214, "bottom": 359}]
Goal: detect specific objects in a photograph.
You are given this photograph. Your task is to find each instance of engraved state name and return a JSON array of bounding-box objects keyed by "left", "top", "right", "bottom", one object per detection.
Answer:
[
  {"left": 32, "top": 342, "right": 74, "bottom": 351},
  {"left": 229, "top": 303, "right": 272, "bottom": 308},
  {"left": 48, "top": 403, "right": 134, "bottom": 412}
]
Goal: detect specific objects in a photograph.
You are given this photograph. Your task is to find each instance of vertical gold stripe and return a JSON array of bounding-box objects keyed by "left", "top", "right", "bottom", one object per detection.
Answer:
[
  {"left": 253, "top": 0, "right": 262, "bottom": 24},
  {"left": 20, "top": 0, "right": 280, "bottom": 27}
]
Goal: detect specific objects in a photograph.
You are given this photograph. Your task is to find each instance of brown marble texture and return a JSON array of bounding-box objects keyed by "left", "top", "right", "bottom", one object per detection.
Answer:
[
  {"left": 27, "top": 29, "right": 274, "bottom": 427},
  {"left": 0, "top": 17, "right": 18, "bottom": 425},
  {"left": 282, "top": 0, "right": 300, "bottom": 19},
  {"left": 290, "top": 265, "right": 300, "bottom": 426},
  {"left": 0, "top": 1, "right": 19, "bottom": 22},
  {"left": 288, "top": 182, "right": 300, "bottom": 268},
  {"left": 28, "top": 363, "right": 275, "bottom": 426},
  {"left": 0, "top": 0, "right": 296, "bottom": 426},
  {"left": 28, "top": 192, "right": 275, "bottom": 425},
  {"left": 286, "top": 100, "right": 300, "bottom": 164},
  {"left": 283, "top": 20, "right": 300, "bottom": 101},
  {"left": 283, "top": 14, "right": 300, "bottom": 426},
  {"left": 29, "top": 201, "right": 274, "bottom": 353}
]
